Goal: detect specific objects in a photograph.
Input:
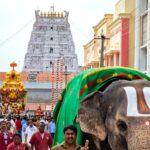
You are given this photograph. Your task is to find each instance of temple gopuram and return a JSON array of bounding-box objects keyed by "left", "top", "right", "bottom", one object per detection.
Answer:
[
  {"left": 0, "top": 8, "right": 79, "bottom": 114},
  {"left": 23, "top": 8, "right": 78, "bottom": 73}
]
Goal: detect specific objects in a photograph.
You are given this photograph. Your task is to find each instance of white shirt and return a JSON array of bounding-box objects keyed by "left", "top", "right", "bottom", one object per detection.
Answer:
[{"left": 25, "top": 125, "right": 37, "bottom": 144}]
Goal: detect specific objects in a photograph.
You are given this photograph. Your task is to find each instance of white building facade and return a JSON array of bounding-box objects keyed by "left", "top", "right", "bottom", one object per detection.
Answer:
[
  {"left": 135, "top": 0, "right": 150, "bottom": 75},
  {"left": 23, "top": 10, "right": 78, "bottom": 73}
]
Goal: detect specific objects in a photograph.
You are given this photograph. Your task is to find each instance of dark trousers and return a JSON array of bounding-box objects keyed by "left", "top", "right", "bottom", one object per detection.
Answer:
[{"left": 50, "top": 133, "right": 55, "bottom": 139}]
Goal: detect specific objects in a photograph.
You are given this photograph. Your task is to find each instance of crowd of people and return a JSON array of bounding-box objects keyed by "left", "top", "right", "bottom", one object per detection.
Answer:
[
  {"left": 0, "top": 115, "right": 89, "bottom": 150},
  {"left": 0, "top": 115, "right": 55, "bottom": 150}
]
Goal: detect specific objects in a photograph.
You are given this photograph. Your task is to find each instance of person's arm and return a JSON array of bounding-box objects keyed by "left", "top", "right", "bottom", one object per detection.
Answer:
[
  {"left": 24, "top": 143, "right": 31, "bottom": 150},
  {"left": 24, "top": 127, "right": 28, "bottom": 144},
  {"left": 31, "top": 144, "right": 34, "bottom": 150},
  {"left": 80, "top": 147, "right": 89, "bottom": 150},
  {"left": 48, "top": 133, "right": 53, "bottom": 148},
  {"left": 80, "top": 140, "right": 89, "bottom": 150},
  {"left": 29, "top": 133, "right": 35, "bottom": 150},
  {"left": 25, "top": 133, "right": 28, "bottom": 144}
]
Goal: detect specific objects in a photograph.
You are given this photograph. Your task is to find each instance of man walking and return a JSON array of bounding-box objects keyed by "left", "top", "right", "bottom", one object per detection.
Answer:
[
  {"left": 0, "top": 120, "right": 13, "bottom": 150},
  {"left": 25, "top": 119, "right": 37, "bottom": 145},
  {"left": 30, "top": 122, "right": 52, "bottom": 150}
]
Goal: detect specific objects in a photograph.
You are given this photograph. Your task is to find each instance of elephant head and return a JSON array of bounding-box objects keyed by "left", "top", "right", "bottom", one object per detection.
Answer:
[{"left": 76, "top": 80, "right": 150, "bottom": 150}]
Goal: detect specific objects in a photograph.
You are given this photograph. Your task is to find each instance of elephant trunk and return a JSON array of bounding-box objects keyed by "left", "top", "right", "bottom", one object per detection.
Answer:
[{"left": 127, "top": 118, "right": 150, "bottom": 150}]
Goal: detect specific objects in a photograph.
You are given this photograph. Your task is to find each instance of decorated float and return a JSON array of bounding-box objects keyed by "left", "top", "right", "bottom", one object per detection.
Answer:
[{"left": 0, "top": 62, "right": 27, "bottom": 114}]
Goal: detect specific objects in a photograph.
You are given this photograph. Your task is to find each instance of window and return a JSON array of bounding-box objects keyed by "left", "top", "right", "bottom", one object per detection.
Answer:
[
  {"left": 140, "top": 47, "right": 147, "bottom": 71},
  {"left": 146, "top": 0, "right": 148, "bottom": 10},
  {"left": 50, "top": 37, "right": 53, "bottom": 40},
  {"left": 51, "top": 26, "right": 53, "bottom": 30},
  {"left": 50, "top": 61, "right": 53, "bottom": 67},
  {"left": 50, "top": 48, "right": 53, "bottom": 53},
  {"left": 140, "top": 14, "right": 147, "bottom": 46}
]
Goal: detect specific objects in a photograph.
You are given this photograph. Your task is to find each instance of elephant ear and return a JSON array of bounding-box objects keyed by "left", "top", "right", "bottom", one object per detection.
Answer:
[{"left": 76, "top": 91, "right": 107, "bottom": 141}]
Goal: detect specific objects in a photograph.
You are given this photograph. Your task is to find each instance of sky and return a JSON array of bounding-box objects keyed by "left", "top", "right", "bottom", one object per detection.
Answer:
[{"left": 0, "top": 0, "right": 118, "bottom": 72}]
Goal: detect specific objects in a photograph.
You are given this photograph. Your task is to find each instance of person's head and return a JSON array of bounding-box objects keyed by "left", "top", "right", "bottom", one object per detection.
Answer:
[
  {"left": 39, "top": 122, "right": 45, "bottom": 133},
  {"left": 16, "top": 116, "right": 20, "bottom": 120},
  {"left": 6, "top": 121, "right": 11, "bottom": 130},
  {"left": 13, "top": 133, "right": 21, "bottom": 145},
  {"left": 47, "top": 117, "right": 51, "bottom": 122},
  {"left": 63, "top": 125, "right": 77, "bottom": 145},
  {"left": 51, "top": 117, "right": 54, "bottom": 122},
  {"left": 23, "top": 116, "right": 27, "bottom": 120},
  {"left": 0, "top": 121, "right": 7, "bottom": 132},
  {"left": 28, "top": 119, "right": 33, "bottom": 127}
]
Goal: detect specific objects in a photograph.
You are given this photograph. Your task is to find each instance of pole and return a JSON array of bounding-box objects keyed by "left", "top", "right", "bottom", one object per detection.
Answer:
[
  {"left": 65, "top": 66, "right": 67, "bottom": 86},
  {"left": 100, "top": 35, "right": 105, "bottom": 67},
  {"left": 94, "top": 31, "right": 109, "bottom": 68}
]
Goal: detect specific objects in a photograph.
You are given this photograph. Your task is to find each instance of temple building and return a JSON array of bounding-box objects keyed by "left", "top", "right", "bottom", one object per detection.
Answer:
[
  {"left": 0, "top": 8, "right": 79, "bottom": 113},
  {"left": 23, "top": 9, "right": 78, "bottom": 73}
]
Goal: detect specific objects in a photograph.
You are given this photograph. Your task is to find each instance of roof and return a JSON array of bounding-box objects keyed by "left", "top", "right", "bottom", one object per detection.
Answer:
[{"left": 0, "top": 81, "right": 65, "bottom": 89}]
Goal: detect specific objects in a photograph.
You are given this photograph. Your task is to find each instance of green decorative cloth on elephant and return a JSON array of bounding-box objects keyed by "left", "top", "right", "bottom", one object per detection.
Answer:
[{"left": 53, "top": 67, "right": 150, "bottom": 146}]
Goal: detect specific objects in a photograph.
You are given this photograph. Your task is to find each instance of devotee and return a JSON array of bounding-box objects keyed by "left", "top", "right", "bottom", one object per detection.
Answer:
[
  {"left": 0, "top": 120, "right": 13, "bottom": 150},
  {"left": 7, "top": 116, "right": 16, "bottom": 134},
  {"left": 48, "top": 117, "right": 56, "bottom": 139},
  {"left": 7, "top": 133, "right": 31, "bottom": 150},
  {"left": 30, "top": 122, "right": 52, "bottom": 150},
  {"left": 51, "top": 125, "right": 89, "bottom": 150},
  {"left": 15, "top": 116, "right": 22, "bottom": 135},
  {"left": 25, "top": 119, "right": 37, "bottom": 146}
]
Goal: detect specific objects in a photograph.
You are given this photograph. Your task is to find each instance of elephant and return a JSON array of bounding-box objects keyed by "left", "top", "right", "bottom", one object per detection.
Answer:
[{"left": 76, "top": 79, "right": 150, "bottom": 150}]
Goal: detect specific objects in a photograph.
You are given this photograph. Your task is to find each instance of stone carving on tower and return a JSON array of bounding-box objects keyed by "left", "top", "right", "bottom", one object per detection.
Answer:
[{"left": 23, "top": 8, "right": 78, "bottom": 73}]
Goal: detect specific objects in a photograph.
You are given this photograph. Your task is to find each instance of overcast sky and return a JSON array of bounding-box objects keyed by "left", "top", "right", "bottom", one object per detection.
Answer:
[{"left": 0, "top": 0, "right": 118, "bottom": 72}]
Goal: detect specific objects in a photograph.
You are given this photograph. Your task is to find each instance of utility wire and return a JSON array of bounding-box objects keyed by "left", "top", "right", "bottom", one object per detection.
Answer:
[{"left": 0, "top": 18, "right": 34, "bottom": 48}]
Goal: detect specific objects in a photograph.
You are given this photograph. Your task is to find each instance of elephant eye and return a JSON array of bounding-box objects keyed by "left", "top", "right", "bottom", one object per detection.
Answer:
[{"left": 117, "top": 120, "right": 127, "bottom": 132}]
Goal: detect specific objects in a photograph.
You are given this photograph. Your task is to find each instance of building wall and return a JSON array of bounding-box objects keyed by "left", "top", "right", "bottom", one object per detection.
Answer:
[
  {"left": 115, "top": 0, "right": 126, "bottom": 18},
  {"left": 107, "top": 19, "right": 121, "bottom": 66},
  {"left": 0, "top": 72, "right": 76, "bottom": 82},
  {"left": 135, "top": 0, "right": 150, "bottom": 75},
  {"left": 83, "top": 0, "right": 135, "bottom": 70},
  {"left": 114, "top": 0, "right": 135, "bottom": 67},
  {"left": 83, "top": 14, "right": 113, "bottom": 69},
  {"left": 125, "top": 0, "right": 136, "bottom": 67}
]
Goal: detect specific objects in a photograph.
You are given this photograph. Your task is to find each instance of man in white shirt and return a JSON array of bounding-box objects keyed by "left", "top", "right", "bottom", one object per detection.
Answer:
[{"left": 25, "top": 119, "right": 37, "bottom": 145}]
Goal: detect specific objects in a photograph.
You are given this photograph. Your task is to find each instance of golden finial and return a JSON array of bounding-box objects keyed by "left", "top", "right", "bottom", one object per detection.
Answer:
[
  {"left": 61, "top": 12, "right": 63, "bottom": 17},
  {"left": 40, "top": 11, "right": 43, "bottom": 16},
  {"left": 48, "top": 11, "right": 50, "bottom": 17},
  {"left": 56, "top": 12, "right": 58, "bottom": 17},
  {"left": 10, "top": 61, "right": 17, "bottom": 71},
  {"left": 58, "top": 12, "right": 60, "bottom": 17}
]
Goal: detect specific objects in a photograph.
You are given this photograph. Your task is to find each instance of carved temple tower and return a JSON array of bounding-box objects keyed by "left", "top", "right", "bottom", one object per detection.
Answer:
[{"left": 23, "top": 9, "right": 78, "bottom": 73}]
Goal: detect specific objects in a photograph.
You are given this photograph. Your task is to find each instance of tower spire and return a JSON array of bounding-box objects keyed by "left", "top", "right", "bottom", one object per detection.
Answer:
[{"left": 50, "top": 4, "right": 54, "bottom": 12}]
